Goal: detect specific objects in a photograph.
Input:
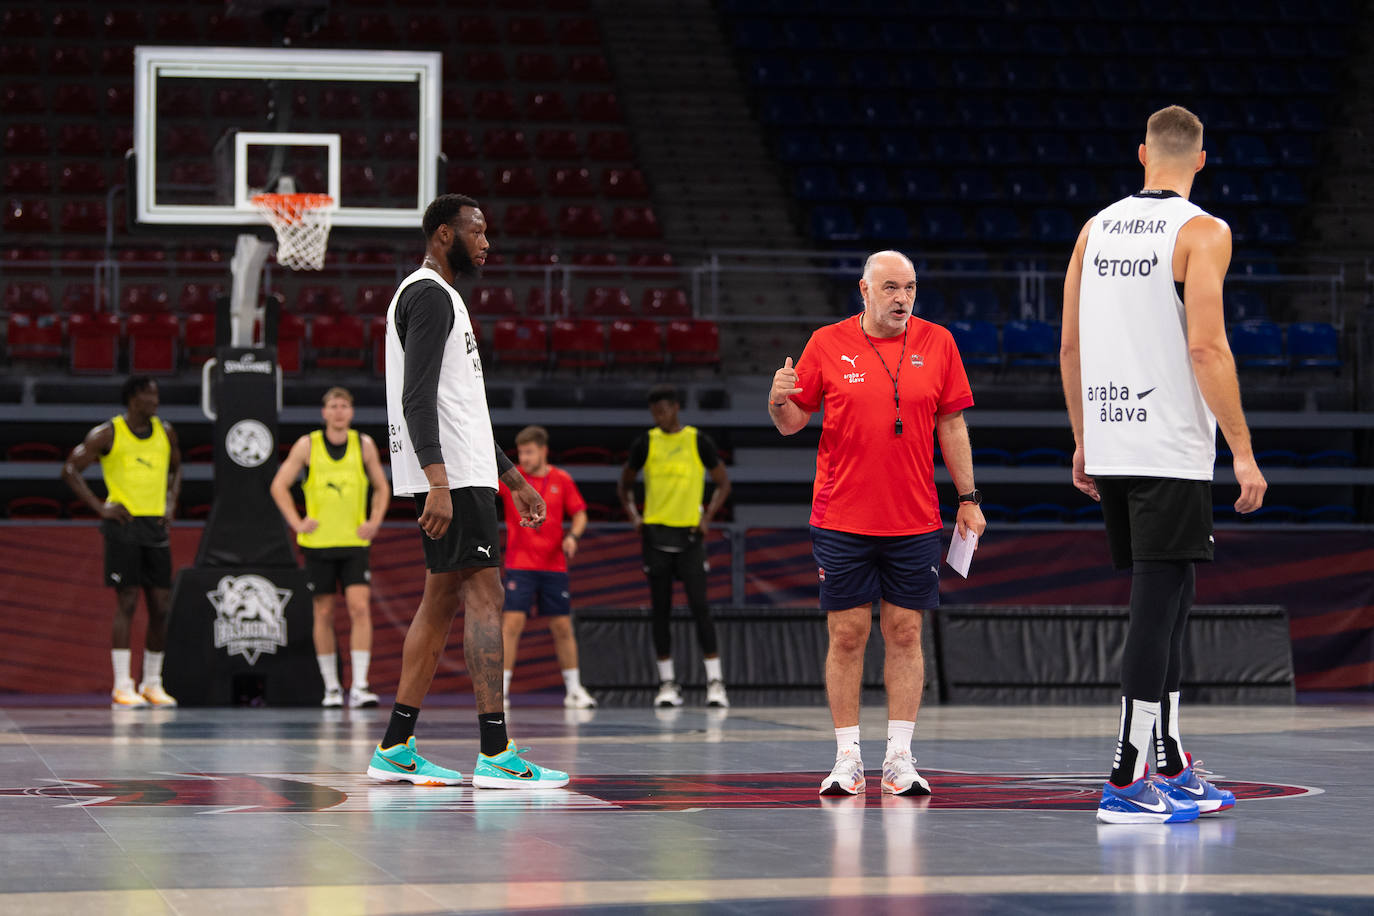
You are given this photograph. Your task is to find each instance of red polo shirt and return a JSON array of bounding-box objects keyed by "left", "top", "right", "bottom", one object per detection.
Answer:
[
  {"left": 791, "top": 314, "right": 974, "bottom": 536},
  {"left": 499, "top": 465, "right": 587, "bottom": 572}
]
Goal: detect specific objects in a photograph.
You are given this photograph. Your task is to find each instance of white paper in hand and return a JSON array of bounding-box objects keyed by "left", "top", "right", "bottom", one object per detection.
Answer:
[{"left": 946, "top": 527, "right": 978, "bottom": 578}]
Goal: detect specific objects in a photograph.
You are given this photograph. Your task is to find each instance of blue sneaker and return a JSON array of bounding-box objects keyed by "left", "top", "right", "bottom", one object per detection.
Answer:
[
  {"left": 1155, "top": 756, "right": 1235, "bottom": 815},
  {"left": 1097, "top": 777, "right": 1199, "bottom": 824},
  {"left": 366, "top": 737, "right": 463, "bottom": 786},
  {"left": 472, "top": 740, "right": 570, "bottom": 789}
]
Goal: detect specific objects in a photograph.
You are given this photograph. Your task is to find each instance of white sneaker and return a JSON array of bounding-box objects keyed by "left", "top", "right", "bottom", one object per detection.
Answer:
[
  {"left": 138, "top": 681, "right": 177, "bottom": 707},
  {"left": 349, "top": 685, "right": 379, "bottom": 708},
  {"left": 705, "top": 679, "right": 730, "bottom": 708},
  {"left": 654, "top": 680, "right": 684, "bottom": 707},
  {"left": 321, "top": 687, "right": 343, "bottom": 708},
  {"left": 881, "top": 750, "right": 931, "bottom": 796},
  {"left": 820, "top": 746, "right": 866, "bottom": 796},
  {"left": 564, "top": 686, "right": 598, "bottom": 709},
  {"left": 111, "top": 683, "right": 148, "bottom": 708}
]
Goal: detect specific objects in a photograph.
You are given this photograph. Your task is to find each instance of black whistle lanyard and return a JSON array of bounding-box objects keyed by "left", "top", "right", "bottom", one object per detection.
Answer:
[{"left": 860, "top": 318, "right": 907, "bottom": 436}]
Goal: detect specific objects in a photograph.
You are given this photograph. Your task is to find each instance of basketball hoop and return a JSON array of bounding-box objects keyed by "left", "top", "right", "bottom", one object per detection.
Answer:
[{"left": 251, "top": 192, "right": 334, "bottom": 271}]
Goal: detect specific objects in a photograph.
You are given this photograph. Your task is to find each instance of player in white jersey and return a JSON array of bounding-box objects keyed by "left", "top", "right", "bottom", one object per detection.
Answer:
[
  {"left": 366, "top": 194, "right": 568, "bottom": 789},
  {"left": 1061, "top": 106, "right": 1267, "bottom": 824}
]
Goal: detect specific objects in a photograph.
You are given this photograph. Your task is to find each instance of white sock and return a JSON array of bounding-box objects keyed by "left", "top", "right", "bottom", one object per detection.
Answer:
[
  {"left": 503, "top": 669, "right": 513, "bottom": 696},
  {"left": 703, "top": 656, "right": 723, "bottom": 683},
  {"left": 887, "top": 719, "right": 915, "bottom": 757},
  {"left": 351, "top": 650, "right": 371, "bottom": 689},
  {"left": 562, "top": 668, "right": 583, "bottom": 693},
  {"left": 142, "top": 650, "right": 164, "bottom": 686},
  {"left": 317, "top": 653, "right": 341, "bottom": 692},
  {"left": 112, "top": 649, "right": 132, "bottom": 689},
  {"left": 657, "top": 658, "right": 675, "bottom": 683},
  {"left": 835, "top": 725, "right": 861, "bottom": 753}
]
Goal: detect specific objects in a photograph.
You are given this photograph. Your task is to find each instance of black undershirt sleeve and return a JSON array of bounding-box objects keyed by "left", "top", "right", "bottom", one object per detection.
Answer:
[
  {"left": 626, "top": 433, "right": 649, "bottom": 470},
  {"left": 495, "top": 443, "right": 514, "bottom": 477},
  {"left": 394, "top": 281, "right": 454, "bottom": 468},
  {"left": 696, "top": 432, "right": 721, "bottom": 470}
]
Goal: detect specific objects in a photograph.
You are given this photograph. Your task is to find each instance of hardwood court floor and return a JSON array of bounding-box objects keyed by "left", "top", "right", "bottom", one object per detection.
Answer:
[{"left": 1, "top": 702, "right": 1370, "bottom": 914}]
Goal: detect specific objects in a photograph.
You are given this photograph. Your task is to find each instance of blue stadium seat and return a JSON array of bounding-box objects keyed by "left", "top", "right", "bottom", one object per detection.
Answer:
[
  {"left": 1051, "top": 98, "right": 1097, "bottom": 129},
  {"left": 1073, "top": 503, "right": 1104, "bottom": 523},
  {"left": 795, "top": 58, "right": 839, "bottom": 86},
  {"left": 1003, "top": 319, "right": 1058, "bottom": 367},
  {"left": 979, "top": 503, "right": 1015, "bottom": 523},
  {"left": 1229, "top": 320, "right": 1286, "bottom": 368},
  {"left": 1226, "top": 135, "right": 1274, "bottom": 167},
  {"left": 895, "top": 59, "right": 942, "bottom": 90},
  {"left": 1024, "top": 24, "right": 1069, "bottom": 55},
  {"left": 796, "top": 166, "right": 841, "bottom": 200},
  {"left": 947, "top": 320, "right": 1000, "bottom": 367},
  {"left": 1286, "top": 100, "right": 1326, "bottom": 133},
  {"left": 954, "top": 288, "right": 1003, "bottom": 321},
  {"left": 1225, "top": 288, "right": 1269, "bottom": 321},
  {"left": 762, "top": 93, "right": 810, "bottom": 125},
  {"left": 929, "top": 132, "right": 975, "bottom": 163},
  {"left": 847, "top": 166, "right": 890, "bottom": 202},
  {"left": 1031, "top": 133, "right": 1076, "bottom": 165},
  {"left": 897, "top": 168, "right": 944, "bottom": 201},
  {"left": 919, "top": 207, "right": 968, "bottom": 242},
  {"left": 1301, "top": 449, "right": 1356, "bottom": 467},
  {"left": 862, "top": 206, "right": 910, "bottom": 241},
  {"left": 1073, "top": 23, "right": 1118, "bottom": 54},
  {"left": 1057, "top": 169, "right": 1098, "bottom": 204},
  {"left": 916, "top": 287, "right": 948, "bottom": 322},
  {"left": 1251, "top": 210, "right": 1296, "bottom": 245},
  {"left": 1015, "top": 447, "right": 1070, "bottom": 466},
  {"left": 973, "top": 447, "right": 1014, "bottom": 466},
  {"left": 810, "top": 205, "right": 858, "bottom": 242},
  {"left": 780, "top": 19, "right": 823, "bottom": 48},
  {"left": 954, "top": 170, "right": 1002, "bottom": 202},
  {"left": 977, "top": 207, "right": 1023, "bottom": 242},
  {"left": 1032, "top": 208, "right": 1078, "bottom": 244},
  {"left": 1264, "top": 172, "right": 1307, "bottom": 204},
  {"left": 907, "top": 96, "right": 950, "bottom": 128},
  {"left": 1276, "top": 134, "right": 1316, "bottom": 167},
  {"left": 1296, "top": 63, "right": 1336, "bottom": 94},
  {"left": 849, "top": 58, "right": 891, "bottom": 88},
  {"left": 814, "top": 92, "right": 860, "bottom": 125},
  {"left": 777, "top": 131, "right": 829, "bottom": 163},
  {"left": 749, "top": 56, "right": 795, "bottom": 86},
  {"left": 1003, "top": 98, "right": 1049, "bottom": 128},
  {"left": 1304, "top": 505, "right": 1356, "bottom": 523},
  {"left": 732, "top": 20, "right": 774, "bottom": 49},
  {"left": 955, "top": 97, "right": 1003, "bottom": 126},
  {"left": 1097, "top": 99, "right": 1138, "bottom": 130},
  {"left": 1007, "top": 170, "right": 1052, "bottom": 203},
  {"left": 857, "top": 95, "right": 907, "bottom": 127},
  {"left": 1245, "top": 505, "right": 1304, "bottom": 523},
  {"left": 1016, "top": 503, "right": 1070, "bottom": 523},
  {"left": 980, "top": 132, "right": 1030, "bottom": 163},
  {"left": 1213, "top": 172, "right": 1259, "bottom": 205},
  {"left": 1254, "top": 449, "right": 1301, "bottom": 467},
  {"left": 829, "top": 130, "right": 876, "bottom": 163},
  {"left": 1287, "top": 321, "right": 1340, "bottom": 370},
  {"left": 1242, "top": 99, "right": 1285, "bottom": 131},
  {"left": 1251, "top": 62, "right": 1296, "bottom": 96}
]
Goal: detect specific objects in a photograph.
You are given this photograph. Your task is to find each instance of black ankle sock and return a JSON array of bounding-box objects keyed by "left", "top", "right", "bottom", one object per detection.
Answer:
[
  {"left": 381, "top": 703, "right": 420, "bottom": 749},
  {"left": 478, "top": 711, "right": 508, "bottom": 757}
]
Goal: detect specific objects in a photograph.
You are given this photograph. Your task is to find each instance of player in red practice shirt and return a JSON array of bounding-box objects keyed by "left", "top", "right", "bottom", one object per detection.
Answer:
[
  {"left": 769, "top": 251, "right": 987, "bottom": 798},
  {"left": 499, "top": 425, "right": 596, "bottom": 709}
]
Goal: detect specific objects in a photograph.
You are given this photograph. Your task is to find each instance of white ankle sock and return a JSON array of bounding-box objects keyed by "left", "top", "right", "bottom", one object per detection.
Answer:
[
  {"left": 703, "top": 656, "right": 723, "bottom": 683},
  {"left": 350, "top": 650, "right": 370, "bottom": 689},
  {"left": 562, "top": 668, "right": 582, "bottom": 693},
  {"left": 835, "top": 725, "right": 861, "bottom": 752},
  {"left": 887, "top": 719, "right": 915, "bottom": 756},
  {"left": 503, "top": 669, "right": 513, "bottom": 696},
  {"left": 657, "top": 659, "right": 675, "bottom": 683},
  {"left": 112, "top": 649, "right": 132, "bottom": 689},
  {"left": 141, "top": 650, "right": 164, "bottom": 686},
  {"left": 317, "top": 653, "right": 340, "bottom": 691}
]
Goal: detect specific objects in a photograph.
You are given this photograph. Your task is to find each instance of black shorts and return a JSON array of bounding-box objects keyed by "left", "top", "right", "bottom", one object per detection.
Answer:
[
  {"left": 1097, "top": 476, "right": 1214, "bottom": 570},
  {"left": 302, "top": 546, "right": 371, "bottom": 594},
  {"left": 102, "top": 517, "right": 171, "bottom": 589},
  {"left": 810, "top": 526, "right": 941, "bottom": 612},
  {"left": 413, "top": 486, "right": 501, "bottom": 572},
  {"left": 641, "top": 526, "right": 708, "bottom": 581}
]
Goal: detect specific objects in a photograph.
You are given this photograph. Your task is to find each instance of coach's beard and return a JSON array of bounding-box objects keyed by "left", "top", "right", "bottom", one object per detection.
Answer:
[{"left": 447, "top": 242, "right": 480, "bottom": 279}]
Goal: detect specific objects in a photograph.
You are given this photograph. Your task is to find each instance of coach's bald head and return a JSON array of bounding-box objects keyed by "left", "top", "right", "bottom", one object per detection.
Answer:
[{"left": 858, "top": 250, "right": 917, "bottom": 337}]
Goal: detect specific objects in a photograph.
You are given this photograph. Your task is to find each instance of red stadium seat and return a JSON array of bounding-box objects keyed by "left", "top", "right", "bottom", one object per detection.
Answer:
[
  {"left": 60, "top": 162, "right": 108, "bottom": 194},
  {"left": 105, "top": 86, "right": 134, "bottom": 116},
  {"left": 6, "top": 312, "right": 63, "bottom": 362},
  {"left": 51, "top": 8, "right": 94, "bottom": 36},
  {"left": 355, "top": 286, "right": 394, "bottom": 316},
  {"left": 48, "top": 46, "right": 92, "bottom": 75},
  {"left": 213, "top": 87, "right": 258, "bottom": 117},
  {"left": 608, "top": 319, "right": 664, "bottom": 369},
  {"left": 0, "top": 46, "right": 40, "bottom": 74},
  {"left": 319, "top": 88, "right": 362, "bottom": 119},
  {"left": 58, "top": 200, "right": 106, "bottom": 234},
  {"left": 642, "top": 288, "right": 691, "bottom": 318},
  {"left": 5, "top": 199, "right": 52, "bottom": 232},
  {"left": 100, "top": 46, "right": 134, "bottom": 76},
  {"left": 120, "top": 284, "right": 170, "bottom": 315},
  {"left": 551, "top": 319, "right": 605, "bottom": 371},
  {"left": 170, "top": 161, "right": 216, "bottom": 187},
  {"left": 378, "top": 130, "right": 419, "bottom": 160},
  {"left": 341, "top": 164, "right": 379, "bottom": 197},
  {"left": 61, "top": 283, "right": 103, "bottom": 315},
  {"left": 4, "top": 282, "right": 53, "bottom": 313},
  {"left": 535, "top": 129, "right": 580, "bottom": 160},
  {"left": 357, "top": 15, "right": 397, "bottom": 44},
  {"left": 443, "top": 129, "right": 477, "bottom": 159},
  {"left": 516, "top": 52, "right": 559, "bottom": 81},
  {"left": 492, "top": 318, "right": 549, "bottom": 367},
  {"left": 311, "top": 314, "right": 366, "bottom": 370},
  {"left": 128, "top": 312, "right": 179, "bottom": 374},
  {"left": 586, "top": 130, "right": 633, "bottom": 161},
  {"left": 405, "top": 15, "right": 450, "bottom": 43},
  {"left": 7, "top": 497, "right": 62, "bottom": 520},
  {"left": 613, "top": 206, "right": 663, "bottom": 239},
  {"left": 448, "top": 166, "right": 489, "bottom": 196},
  {"left": 278, "top": 312, "right": 306, "bottom": 374},
  {"left": 526, "top": 91, "right": 569, "bottom": 121},
  {"left": 463, "top": 51, "right": 507, "bottom": 82},
  {"left": 370, "top": 316, "right": 387, "bottom": 376},
  {"left": 176, "top": 248, "right": 227, "bottom": 272},
  {"left": 582, "top": 286, "right": 633, "bottom": 317},
  {"left": 470, "top": 286, "right": 519, "bottom": 317},
  {"left": 483, "top": 129, "right": 529, "bottom": 160},
  {"left": 1, "top": 83, "right": 44, "bottom": 113},
  {"left": 5, "top": 441, "right": 62, "bottom": 461},
  {"left": 558, "top": 18, "right": 601, "bottom": 45},
  {"left": 3, "top": 162, "right": 50, "bottom": 193},
  {"left": 558, "top": 205, "right": 606, "bottom": 237},
  {"left": 52, "top": 84, "right": 97, "bottom": 114},
  {"left": 184, "top": 313, "right": 215, "bottom": 366},
  {"left": 567, "top": 53, "right": 613, "bottom": 82},
  {"left": 508, "top": 16, "right": 549, "bottom": 44},
  {"left": 4, "top": 124, "right": 48, "bottom": 155},
  {"left": 109, "top": 126, "right": 135, "bottom": 157},
  {"left": 164, "top": 125, "right": 211, "bottom": 158},
  {"left": 572, "top": 251, "right": 617, "bottom": 267},
  {"left": 297, "top": 285, "right": 346, "bottom": 315},
  {"left": 386, "top": 165, "right": 419, "bottom": 197},
  {"left": 57, "top": 124, "right": 102, "bottom": 156},
  {"left": 102, "top": 9, "right": 145, "bottom": 39},
  {"left": 503, "top": 204, "right": 551, "bottom": 237},
  {"left": 154, "top": 10, "right": 198, "bottom": 40},
  {"left": 1, "top": 9, "right": 44, "bottom": 37},
  {"left": 578, "top": 92, "right": 624, "bottom": 122},
  {"left": 458, "top": 16, "right": 500, "bottom": 43},
  {"left": 441, "top": 89, "right": 467, "bottom": 120},
  {"left": 603, "top": 168, "right": 650, "bottom": 199},
  {"left": 525, "top": 287, "right": 573, "bottom": 316},
  {"left": 550, "top": 167, "right": 595, "bottom": 197},
  {"left": 665, "top": 320, "right": 720, "bottom": 369},
  {"left": 178, "top": 283, "right": 220, "bottom": 315},
  {"left": 68, "top": 312, "right": 121, "bottom": 374},
  {"left": 157, "top": 86, "right": 202, "bottom": 117},
  {"left": 345, "top": 249, "right": 396, "bottom": 267},
  {"left": 474, "top": 90, "right": 519, "bottom": 121},
  {"left": 492, "top": 166, "right": 541, "bottom": 197}
]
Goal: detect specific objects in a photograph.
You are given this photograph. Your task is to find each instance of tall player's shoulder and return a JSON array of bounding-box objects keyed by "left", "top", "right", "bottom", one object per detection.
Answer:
[{"left": 1178, "top": 213, "right": 1232, "bottom": 249}]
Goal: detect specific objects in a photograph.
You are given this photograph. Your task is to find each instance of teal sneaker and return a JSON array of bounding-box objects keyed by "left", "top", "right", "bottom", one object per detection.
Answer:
[
  {"left": 366, "top": 737, "right": 463, "bottom": 786},
  {"left": 472, "top": 740, "right": 570, "bottom": 789}
]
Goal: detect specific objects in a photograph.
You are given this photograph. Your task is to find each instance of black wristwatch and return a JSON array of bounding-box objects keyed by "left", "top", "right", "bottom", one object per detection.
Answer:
[{"left": 957, "top": 489, "right": 982, "bottom": 506}]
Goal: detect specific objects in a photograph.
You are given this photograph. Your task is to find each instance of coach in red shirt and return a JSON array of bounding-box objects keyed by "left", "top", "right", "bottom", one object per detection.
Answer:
[
  {"left": 769, "top": 250, "right": 987, "bottom": 798},
  {"left": 498, "top": 425, "right": 597, "bottom": 710}
]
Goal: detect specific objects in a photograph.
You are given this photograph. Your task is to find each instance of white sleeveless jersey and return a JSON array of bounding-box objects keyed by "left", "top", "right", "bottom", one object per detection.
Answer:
[
  {"left": 385, "top": 267, "right": 496, "bottom": 496},
  {"left": 1078, "top": 192, "right": 1217, "bottom": 480}
]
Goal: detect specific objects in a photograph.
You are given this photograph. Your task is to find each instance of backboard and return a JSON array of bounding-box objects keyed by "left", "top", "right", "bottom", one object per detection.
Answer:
[{"left": 133, "top": 46, "right": 441, "bottom": 229}]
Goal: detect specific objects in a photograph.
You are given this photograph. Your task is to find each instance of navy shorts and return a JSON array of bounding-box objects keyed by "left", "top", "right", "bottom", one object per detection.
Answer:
[
  {"left": 810, "top": 526, "right": 942, "bottom": 612},
  {"left": 504, "top": 569, "right": 571, "bottom": 617}
]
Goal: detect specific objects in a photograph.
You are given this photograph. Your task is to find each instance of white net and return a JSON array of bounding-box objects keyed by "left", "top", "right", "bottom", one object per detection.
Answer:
[{"left": 251, "top": 193, "right": 334, "bottom": 271}]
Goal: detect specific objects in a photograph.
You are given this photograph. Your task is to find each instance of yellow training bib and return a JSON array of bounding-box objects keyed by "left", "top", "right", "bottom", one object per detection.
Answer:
[
  {"left": 299, "top": 430, "right": 370, "bottom": 548},
  {"left": 642, "top": 426, "right": 705, "bottom": 528},
  {"left": 99, "top": 416, "right": 169, "bottom": 517}
]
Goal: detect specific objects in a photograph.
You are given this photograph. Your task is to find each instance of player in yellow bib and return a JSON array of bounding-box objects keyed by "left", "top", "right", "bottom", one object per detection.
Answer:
[
  {"left": 271, "top": 387, "right": 391, "bottom": 708},
  {"left": 62, "top": 377, "right": 183, "bottom": 708}
]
